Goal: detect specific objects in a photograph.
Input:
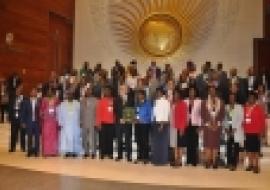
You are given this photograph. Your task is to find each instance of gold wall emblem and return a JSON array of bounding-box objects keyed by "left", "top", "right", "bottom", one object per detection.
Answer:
[
  {"left": 109, "top": 0, "right": 218, "bottom": 59},
  {"left": 139, "top": 14, "right": 182, "bottom": 57}
]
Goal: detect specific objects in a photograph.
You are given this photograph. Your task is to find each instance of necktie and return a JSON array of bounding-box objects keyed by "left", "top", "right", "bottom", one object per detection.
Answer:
[
  {"left": 32, "top": 100, "right": 36, "bottom": 121},
  {"left": 189, "top": 101, "right": 193, "bottom": 126}
]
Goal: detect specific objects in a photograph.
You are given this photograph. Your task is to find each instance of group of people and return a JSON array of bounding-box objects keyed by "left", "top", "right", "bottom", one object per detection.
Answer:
[{"left": 2, "top": 60, "right": 269, "bottom": 174}]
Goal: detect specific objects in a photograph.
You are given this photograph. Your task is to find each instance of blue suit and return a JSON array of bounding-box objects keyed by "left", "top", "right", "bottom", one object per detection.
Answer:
[
  {"left": 22, "top": 97, "right": 41, "bottom": 156},
  {"left": 136, "top": 101, "right": 152, "bottom": 124},
  {"left": 135, "top": 100, "right": 152, "bottom": 161}
]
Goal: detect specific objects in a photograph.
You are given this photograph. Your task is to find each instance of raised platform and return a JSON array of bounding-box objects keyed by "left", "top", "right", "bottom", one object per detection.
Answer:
[{"left": 0, "top": 124, "right": 269, "bottom": 190}]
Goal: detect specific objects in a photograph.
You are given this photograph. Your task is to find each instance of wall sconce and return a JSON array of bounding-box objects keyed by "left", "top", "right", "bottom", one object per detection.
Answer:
[
  {"left": 0, "top": 32, "right": 23, "bottom": 53},
  {"left": 5, "top": 32, "right": 14, "bottom": 46}
]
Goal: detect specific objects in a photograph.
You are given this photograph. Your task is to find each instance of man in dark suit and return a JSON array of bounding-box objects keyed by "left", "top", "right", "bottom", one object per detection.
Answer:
[
  {"left": 242, "top": 67, "right": 259, "bottom": 104},
  {"left": 8, "top": 84, "right": 25, "bottom": 152},
  {"left": 7, "top": 73, "right": 22, "bottom": 119},
  {"left": 148, "top": 61, "right": 161, "bottom": 80},
  {"left": 22, "top": 87, "right": 41, "bottom": 157},
  {"left": 195, "top": 65, "right": 209, "bottom": 99},
  {"left": 216, "top": 63, "right": 229, "bottom": 103},
  {"left": 114, "top": 89, "right": 134, "bottom": 162},
  {"left": 7, "top": 73, "right": 21, "bottom": 97},
  {"left": 256, "top": 71, "right": 270, "bottom": 90},
  {"left": 111, "top": 60, "right": 125, "bottom": 98}
]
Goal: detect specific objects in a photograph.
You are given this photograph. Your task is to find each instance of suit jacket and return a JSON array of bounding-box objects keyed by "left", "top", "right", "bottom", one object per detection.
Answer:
[
  {"left": 257, "top": 74, "right": 270, "bottom": 89},
  {"left": 21, "top": 97, "right": 41, "bottom": 127},
  {"left": 114, "top": 96, "right": 123, "bottom": 123},
  {"left": 201, "top": 98, "right": 225, "bottom": 127},
  {"left": 195, "top": 74, "right": 208, "bottom": 100},
  {"left": 185, "top": 99, "right": 202, "bottom": 127},
  {"left": 148, "top": 66, "right": 161, "bottom": 79},
  {"left": 80, "top": 97, "right": 97, "bottom": 129},
  {"left": 243, "top": 76, "right": 259, "bottom": 92},
  {"left": 217, "top": 71, "right": 229, "bottom": 103},
  {"left": 7, "top": 75, "right": 22, "bottom": 92},
  {"left": 9, "top": 95, "right": 24, "bottom": 123},
  {"left": 7, "top": 76, "right": 22, "bottom": 107}
]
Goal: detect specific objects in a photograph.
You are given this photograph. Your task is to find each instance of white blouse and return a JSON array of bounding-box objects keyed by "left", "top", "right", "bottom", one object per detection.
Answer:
[
  {"left": 153, "top": 96, "right": 171, "bottom": 122},
  {"left": 185, "top": 99, "right": 202, "bottom": 127},
  {"left": 126, "top": 76, "right": 138, "bottom": 90},
  {"left": 224, "top": 104, "right": 244, "bottom": 145}
]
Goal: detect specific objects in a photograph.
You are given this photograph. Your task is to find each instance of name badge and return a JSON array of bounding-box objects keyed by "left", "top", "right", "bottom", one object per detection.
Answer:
[
  {"left": 211, "top": 111, "right": 216, "bottom": 118},
  {"left": 15, "top": 113, "right": 19, "bottom": 118},
  {"left": 245, "top": 118, "right": 251, "bottom": 124},
  {"left": 108, "top": 106, "right": 113, "bottom": 112},
  {"left": 228, "top": 120, "right": 232, "bottom": 125},
  {"left": 37, "top": 93, "right": 42, "bottom": 98},
  {"left": 49, "top": 108, "right": 55, "bottom": 114},
  {"left": 182, "top": 83, "right": 187, "bottom": 89}
]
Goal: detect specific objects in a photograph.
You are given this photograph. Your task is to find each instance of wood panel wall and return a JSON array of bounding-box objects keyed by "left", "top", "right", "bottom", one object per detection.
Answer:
[
  {"left": 254, "top": 0, "right": 270, "bottom": 75},
  {"left": 264, "top": 0, "right": 270, "bottom": 38},
  {"left": 0, "top": 0, "right": 75, "bottom": 94}
]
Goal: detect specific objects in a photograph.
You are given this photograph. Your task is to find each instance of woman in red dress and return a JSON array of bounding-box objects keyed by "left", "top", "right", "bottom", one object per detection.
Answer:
[
  {"left": 172, "top": 89, "right": 188, "bottom": 167},
  {"left": 40, "top": 89, "right": 59, "bottom": 157},
  {"left": 244, "top": 92, "right": 266, "bottom": 173}
]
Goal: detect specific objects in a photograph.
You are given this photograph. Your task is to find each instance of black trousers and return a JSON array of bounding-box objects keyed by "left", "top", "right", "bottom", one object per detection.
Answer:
[
  {"left": 99, "top": 124, "right": 114, "bottom": 158},
  {"left": 10, "top": 119, "right": 26, "bottom": 151},
  {"left": 0, "top": 104, "right": 8, "bottom": 123},
  {"left": 116, "top": 123, "right": 132, "bottom": 160},
  {"left": 227, "top": 136, "right": 240, "bottom": 167},
  {"left": 186, "top": 125, "right": 199, "bottom": 165},
  {"left": 135, "top": 123, "right": 150, "bottom": 161},
  {"left": 27, "top": 122, "right": 40, "bottom": 156}
]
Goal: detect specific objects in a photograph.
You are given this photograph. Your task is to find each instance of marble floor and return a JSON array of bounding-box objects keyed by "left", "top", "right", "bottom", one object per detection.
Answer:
[{"left": 0, "top": 123, "right": 270, "bottom": 190}]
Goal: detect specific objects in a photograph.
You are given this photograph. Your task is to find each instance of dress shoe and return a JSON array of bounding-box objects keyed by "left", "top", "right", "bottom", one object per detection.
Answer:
[
  {"left": 91, "top": 154, "right": 96, "bottom": 159},
  {"left": 143, "top": 160, "right": 149, "bottom": 165},
  {"left": 253, "top": 166, "right": 260, "bottom": 174},
  {"left": 205, "top": 163, "right": 210, "bottom": 169},
  {"left": 246, "top": 166, "right": 253, "bottom": 171},
  {"left": 9, "top": 149, "right": 15, "bottom": 153},
  {"left": 109, "top": 155, "right": 114, "bottom": 160},
  {"left": 115, "top": 157, "right": 122, "bottom": 162}
]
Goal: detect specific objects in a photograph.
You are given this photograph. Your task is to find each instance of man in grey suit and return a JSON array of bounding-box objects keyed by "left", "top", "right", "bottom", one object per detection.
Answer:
[{"left": 80, "top": 87, "right": 97, "bottom": 158}]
